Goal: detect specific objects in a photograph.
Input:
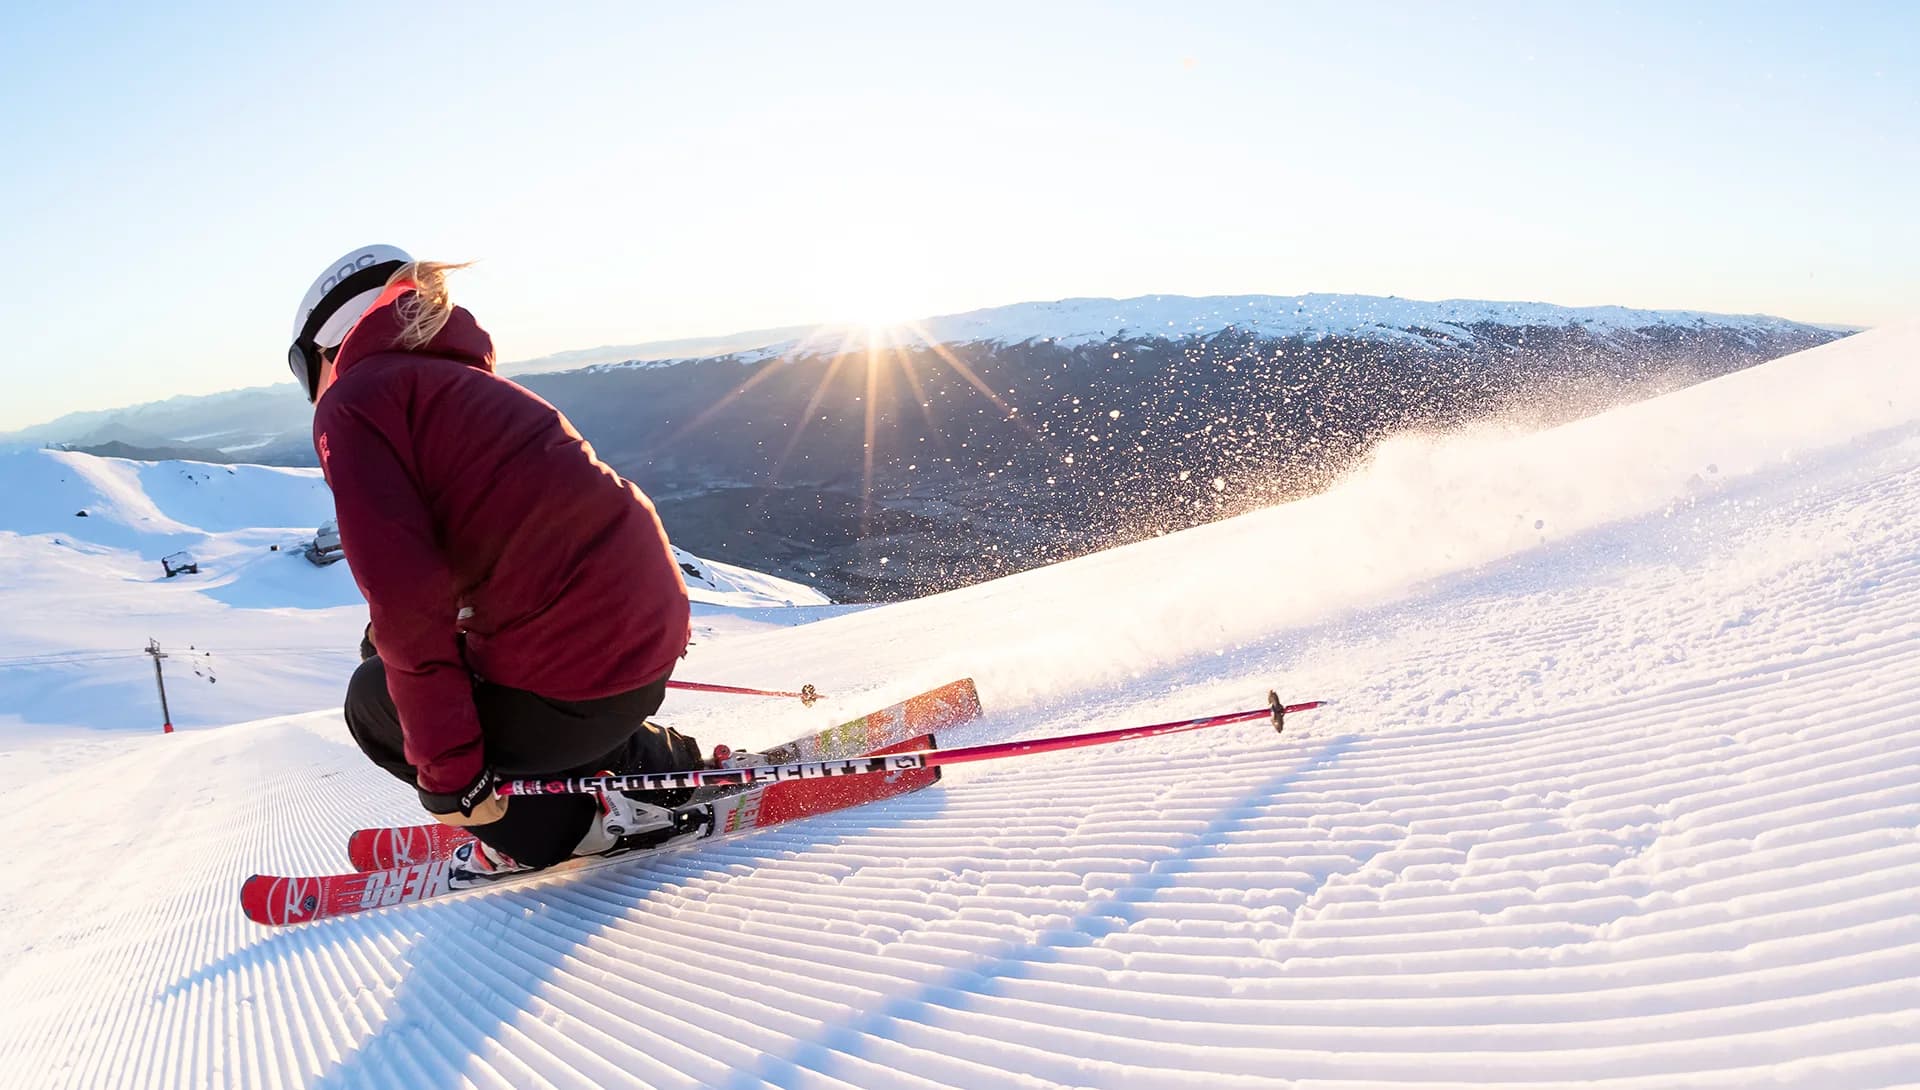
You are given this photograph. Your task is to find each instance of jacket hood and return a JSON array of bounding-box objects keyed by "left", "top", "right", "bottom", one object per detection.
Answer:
[{"left": 331, "top": 284, "right": 496, "bottom": 383}]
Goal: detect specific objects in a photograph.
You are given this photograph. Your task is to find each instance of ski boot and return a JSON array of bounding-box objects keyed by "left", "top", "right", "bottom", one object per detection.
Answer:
[
  {"left": 572, "top": 780, "right": 706, "bottom": 856},
  {"left": 708, "top": 743, "right": 772, "bottom": 770},
  {"left": 447, "top": 839, "right": 531, "bottom": 888},
  {"left": 677, "top": 744, "right": 773, "bottom": 804}
]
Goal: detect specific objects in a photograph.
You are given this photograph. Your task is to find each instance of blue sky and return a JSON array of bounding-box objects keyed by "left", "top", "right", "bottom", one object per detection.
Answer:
[{"left": 0, "top": 1, "right": 1912, "bottom": 430}]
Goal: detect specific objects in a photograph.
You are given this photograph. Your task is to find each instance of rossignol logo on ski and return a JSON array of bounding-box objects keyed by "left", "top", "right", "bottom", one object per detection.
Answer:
[
  {"left": 274, "top": 877, "right": 321, "bottom": 922},
  {"left": 387, "top": 825, "right": 419, "bottom": 862}
]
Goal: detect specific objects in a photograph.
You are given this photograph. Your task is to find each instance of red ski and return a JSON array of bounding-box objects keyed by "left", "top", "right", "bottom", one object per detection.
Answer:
[
  {"left": 243, "top": 733, "right": 941, "bottom": 926},
  {"left": 345, "top": 677, "right": 982, "bottom": 871},
  {"left": 345, "top": 822, "right": 474, "bottom": 873}
]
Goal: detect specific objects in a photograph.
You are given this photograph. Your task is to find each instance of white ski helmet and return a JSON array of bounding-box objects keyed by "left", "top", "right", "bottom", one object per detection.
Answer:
[{"left": 287, "top": 244, "right": 412, "bottom": 401}]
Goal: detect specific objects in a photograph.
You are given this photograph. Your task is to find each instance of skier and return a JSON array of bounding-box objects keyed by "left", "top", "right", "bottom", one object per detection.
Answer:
[{"left": 288, "top": 244, "right": 703, "bottom": 877}]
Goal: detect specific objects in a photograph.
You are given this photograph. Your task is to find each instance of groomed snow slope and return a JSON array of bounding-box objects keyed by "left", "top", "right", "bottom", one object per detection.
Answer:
[{"left": 2, "top": 326, "right": 1918, "bottom": 1088}]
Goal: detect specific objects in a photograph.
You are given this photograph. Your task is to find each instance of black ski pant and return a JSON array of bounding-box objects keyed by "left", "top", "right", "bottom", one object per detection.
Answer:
[{"left": 344, "top": 655, "right": 702, "bottom": 868}]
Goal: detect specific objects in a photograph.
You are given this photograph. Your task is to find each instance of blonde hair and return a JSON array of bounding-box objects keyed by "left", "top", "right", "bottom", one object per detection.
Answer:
[{"left": 386, "top": 260, "right": 474, "bottom": 348}]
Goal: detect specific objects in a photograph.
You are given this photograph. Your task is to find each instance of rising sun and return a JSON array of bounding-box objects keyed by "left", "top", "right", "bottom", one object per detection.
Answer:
[
  {"left": 830, "top": 286, "right": 921, "bottom": 332},
  {"left": 645, "top": 305, "right": 1037, "bottom": 539}
]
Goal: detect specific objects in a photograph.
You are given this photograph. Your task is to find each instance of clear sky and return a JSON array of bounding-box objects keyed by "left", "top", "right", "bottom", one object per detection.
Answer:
[{"left": 0, "top": 0, "right": 1913, "bottom": 431}]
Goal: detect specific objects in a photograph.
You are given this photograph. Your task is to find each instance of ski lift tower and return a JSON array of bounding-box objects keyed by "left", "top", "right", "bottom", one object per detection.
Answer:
[{"left": 145, "top": 639, "right": 174, "bottom": 734}]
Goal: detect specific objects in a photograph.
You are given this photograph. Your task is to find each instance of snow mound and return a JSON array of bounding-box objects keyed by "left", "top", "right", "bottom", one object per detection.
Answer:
[
  {"left": 0, "top": 449, "right": 828, "bottom": 733},
  {"left": 0, "top": 449, "right": 335, "bottom": 554},
  {"left": 673, "top": 545, "right": 830, "bottom": 608}
]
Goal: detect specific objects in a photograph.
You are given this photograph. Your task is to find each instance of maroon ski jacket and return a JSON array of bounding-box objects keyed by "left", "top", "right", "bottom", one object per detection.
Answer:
[{"left": 314, "top": 286, "right": 690, "bottom": 795}]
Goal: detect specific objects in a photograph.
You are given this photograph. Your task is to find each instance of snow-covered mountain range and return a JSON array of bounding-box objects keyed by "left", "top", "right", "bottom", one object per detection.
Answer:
[
  {"left": 4, "top": 292, "right": 1849, "bottom": 601},
  {"left": 0, "top": 320, "right": 1914, "bottom": 1088},
  {"left": 533, "top": 296, "right": 1846, "bottom": 600},
  {"left": 5, "top": 292, "right": 1841, "bottom": 445},
  {"left": 547, "top": 292, "right": 1840, "bottom": 372}
]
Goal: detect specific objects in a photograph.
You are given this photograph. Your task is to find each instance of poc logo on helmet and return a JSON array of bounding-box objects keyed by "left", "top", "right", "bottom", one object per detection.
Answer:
[{"left": 320, "top": 253, "right": 380, "bottom": 295}]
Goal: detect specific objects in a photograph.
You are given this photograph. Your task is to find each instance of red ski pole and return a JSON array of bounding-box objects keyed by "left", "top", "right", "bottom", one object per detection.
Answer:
[
  {"left": 669, "top": 680, "right": 822, "bottom": 706},
  {"left": 498, "top": 693, "right": 1325, "bottom": 798}
]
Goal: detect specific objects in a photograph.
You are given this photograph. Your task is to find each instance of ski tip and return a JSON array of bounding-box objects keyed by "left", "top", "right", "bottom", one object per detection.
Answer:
[
  {"left": 240, "top": 872, "right": 329, "bottom": 926},
  {"left": 238, "top": 874, "right": 272, "bottom": 925},
  {"left": 345, "top": 829, "right": 376, "bottom": 872}
]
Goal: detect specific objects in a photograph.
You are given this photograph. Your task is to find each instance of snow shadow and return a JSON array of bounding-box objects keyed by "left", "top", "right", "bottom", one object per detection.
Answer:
[
  {"left": 720, "top": 734, "right": 1357, "bottom": 1090},
  {"left": 164, "top": 795, "right": 941, "bottom": 1090}
]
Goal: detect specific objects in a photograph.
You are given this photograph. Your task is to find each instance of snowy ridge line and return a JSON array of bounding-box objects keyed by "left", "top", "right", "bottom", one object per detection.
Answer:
[{"left": 575, "top": 292, "right": 1831, "bottom": 372}]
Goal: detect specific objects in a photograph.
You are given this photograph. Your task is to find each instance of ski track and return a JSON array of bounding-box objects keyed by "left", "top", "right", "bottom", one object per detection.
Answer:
[{"left": 3, "top": 341, "right": 1919, "bottom": 1087}]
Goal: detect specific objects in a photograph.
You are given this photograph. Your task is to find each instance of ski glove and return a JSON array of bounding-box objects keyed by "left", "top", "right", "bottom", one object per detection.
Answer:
[{"left": 419, "top": 766, "right": 509, "bottom": 827}]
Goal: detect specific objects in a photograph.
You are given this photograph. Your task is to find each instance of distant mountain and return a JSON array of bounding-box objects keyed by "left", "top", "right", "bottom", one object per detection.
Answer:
[
  {"left": 5, "top": 383, "right": 317, "bottom": 465},
  {"left": 623, "top": 294, "right": 1833, "bottom": 361},
  {"left": 4, "top": 293, "right": 1847, "bottom": 599},
  {"left": 501, "top": 325, "right": 815, "bottom": 376},
  {"left": 537, "top": 295, "right": 1844, "bottom": 599}
]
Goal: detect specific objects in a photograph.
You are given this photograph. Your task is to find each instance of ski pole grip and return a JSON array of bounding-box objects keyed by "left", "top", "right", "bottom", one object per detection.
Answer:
[{"left": 1268, "top": 691, "right": 1286, "bottom": 734}]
